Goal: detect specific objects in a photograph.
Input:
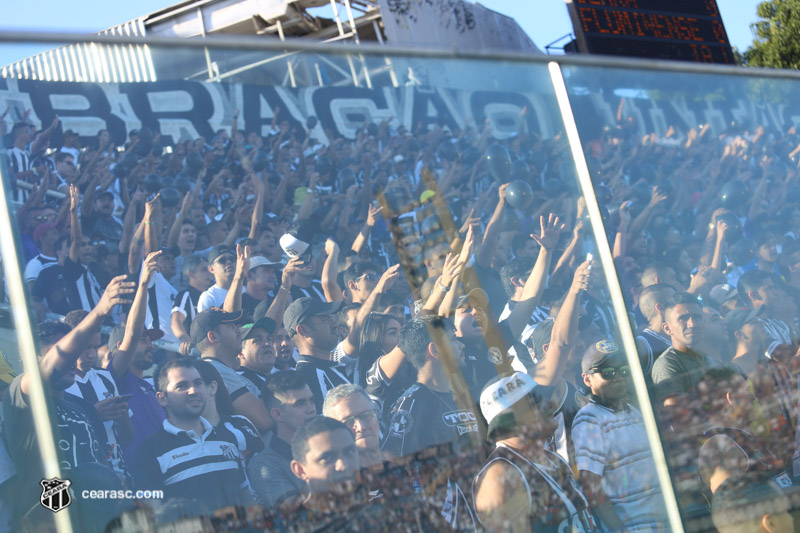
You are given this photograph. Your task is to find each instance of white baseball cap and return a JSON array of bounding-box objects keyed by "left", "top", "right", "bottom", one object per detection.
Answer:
[
  {"left": 479, "top": 372, "right": 537, "bottom": 426},
  {"left": 279, "top": 233, "right": 310, "bottom": 258}
]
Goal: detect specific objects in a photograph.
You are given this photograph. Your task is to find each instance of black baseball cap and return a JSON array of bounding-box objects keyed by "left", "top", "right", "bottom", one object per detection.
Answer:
[
  {"left": 241, "top": 317, "right": 277, "bottom": 341},
  {"left": 208, "top": 245, "right": 235, "bottom": 264},
  {"left": 581, "top": 340, "right": 626, "bottom": 372},
  {"left": 531, "top": 319, "right": 554, "bottom": 359},
  {"left": 725, "top": 306, "right": 764, "bottom": 335},
  {"left": 190, "top": 308, "right": 244, "bottom": 344},
  {"left": 107, "top": 324, "right": 164, "bottom": 350},
  {"left": 158, "top": 245, "right": 179, "bottom": 258},
  {"left": 283, "top": 297, "right": 343, "bottom": 336}
]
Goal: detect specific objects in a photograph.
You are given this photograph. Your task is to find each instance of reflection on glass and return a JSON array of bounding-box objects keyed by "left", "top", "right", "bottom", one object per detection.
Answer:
[
  {"left": 0, "top": 41, "right": 667, "bottom": 532},
  {"left": 563, "top": 64, "right": 800, "bottom": 531}
]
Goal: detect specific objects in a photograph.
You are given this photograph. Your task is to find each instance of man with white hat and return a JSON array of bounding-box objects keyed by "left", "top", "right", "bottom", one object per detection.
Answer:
[
  {"left": 473, "top": 371, "right": 599, "bottom": 533},
  {"left": 279, "top": 230, "right": 325, "bottom": 301},
  {"left": 242, "top": 255, "right": 282, "bottom": 320}
]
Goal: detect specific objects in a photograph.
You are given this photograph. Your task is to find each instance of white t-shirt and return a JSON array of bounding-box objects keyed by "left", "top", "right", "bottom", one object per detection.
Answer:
[
  {"left": 198, "top": 284, "right": 229, "bottom": 312},
  {"left": 24, "top": 253, "right": 58, "bottom": 283}
]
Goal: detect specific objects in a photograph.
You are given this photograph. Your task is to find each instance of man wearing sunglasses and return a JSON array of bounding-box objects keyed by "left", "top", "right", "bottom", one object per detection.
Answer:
[
  {"left": 198, "top": 245, "right": 238, "bottom": 312},
  {"left": 343, "top": 262, "right": 381, "bottom": 304},
  {"left": 573, "top": 341, "right": 668, "bottom": 532}
]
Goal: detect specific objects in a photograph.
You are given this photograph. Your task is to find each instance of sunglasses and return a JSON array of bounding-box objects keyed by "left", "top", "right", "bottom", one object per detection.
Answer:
[
  {"left": 588, "top": 366, "right": 630, "bottom": 380},
  {"left": 356, "top": 273, "right": 379, "bottom": 283}
]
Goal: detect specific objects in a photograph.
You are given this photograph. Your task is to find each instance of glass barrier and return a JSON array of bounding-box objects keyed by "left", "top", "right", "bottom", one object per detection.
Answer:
[
  {"left": 562, "top": 64, "right": 800, "bottom": 531},
  {"left": 5, "top": 35, "right": 800, "bottom": 533}
]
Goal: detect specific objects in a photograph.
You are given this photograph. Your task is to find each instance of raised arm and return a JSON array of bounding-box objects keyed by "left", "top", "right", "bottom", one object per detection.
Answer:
[
  {"left": 22, "top": 275, "right": 135, "bottom": 395},
  {"left": 612, "top": 202, "right": 631, "bottom": 259},
  {"left": 167, "top": 192, "right": 193, "bottom": 248},
  {"left": 223, "top": 243, "right": 249, "bottom": 313},
  {"left": 120, "top": 188, "right": 144, "bottom": 255},
  {"left": 533, "top": 260, "right": 590, "bottom": 386},
  {"left": 321, "top": 239, "right": 344, "bottom": 302},
  {"left": 264, "top": 257, "right": 301, "bottom": 323},
  {"left": 507, "top": 214, "right": 564, "bottom": 339},
  {"left": 341, "top": 264, "right": 400, "bottom": 356},
  {"left": 248, "top": 175, "right": 265, "bottom": 240},
  {"left": 710, "top": 218, "right": 728, "bottom": 271},
  {"left": 423, "top": 253, "right": 461, "bottom": 315},
  {"left": 68, "top": 185, "right": 82, "bottom": 263},
  {"left": 627, "top": 186, "right": 667, "bottom": 245},
  {"left": 476, "top": 183, "right": 508, "bottom": 268},
  {"left": 30, "top": 115, "right": 59, "bottom": 155},
  {"left": 143, "top": 193, "right": 160, "bottom": 257},
  {"left": 81, "top": 174, "right": 100, "bottom": 219},
  {"left": 352, "top": 204, "right": 382, "bottom": 255},
  {"left": 110, "top": 251, "right": 161, "bottom": 380}
]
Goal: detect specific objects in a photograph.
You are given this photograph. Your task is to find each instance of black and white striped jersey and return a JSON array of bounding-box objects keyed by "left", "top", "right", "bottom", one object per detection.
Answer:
[{"left": 133, "top": 417, "right": 250, "bottom": 510}]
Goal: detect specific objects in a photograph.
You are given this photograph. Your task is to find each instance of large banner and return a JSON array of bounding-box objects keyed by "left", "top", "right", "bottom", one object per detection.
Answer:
[
  {"left": 0, "top": 77, "right": 560, "bottom": 147},
  {"left": 2, "top": 76, "right": 799, "bottom": 149}
]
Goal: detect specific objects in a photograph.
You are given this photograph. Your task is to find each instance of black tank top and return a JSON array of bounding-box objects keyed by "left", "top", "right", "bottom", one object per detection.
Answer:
[{"left": 473, "top": 444, "right": 599, "bottom": 532}]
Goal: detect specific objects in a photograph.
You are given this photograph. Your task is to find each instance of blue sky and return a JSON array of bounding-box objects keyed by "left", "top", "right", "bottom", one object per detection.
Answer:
[{"left": 0, "top": 0, "right": 763, "bottom": 67}]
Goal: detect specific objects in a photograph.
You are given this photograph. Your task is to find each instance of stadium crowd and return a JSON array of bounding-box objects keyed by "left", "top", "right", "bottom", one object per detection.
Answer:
[{"left": 1, "top": 105, "right": 800, "bottom": 533}]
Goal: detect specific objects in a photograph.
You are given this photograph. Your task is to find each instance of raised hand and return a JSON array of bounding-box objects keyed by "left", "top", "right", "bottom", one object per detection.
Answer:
[
  {"left": 69, "top": 184, "right": 80, "bottom": 212},
  {"left": 458, "top": 208, "right": 480, "bottom": 235},
  {"left": 619, "top": 201, "right": 632, "bottom": 226},
  {"left": 459, "top": 223, "right": 475, "bottom": 265},
  {"left": 573, "top": 219, "right": 585, "bottom": 239},
  {"left": 716, "top": 219, "right": 729, "bottom": 242},
  {"left": 498, "top": 183, "right": 509, "bottom": 203},
  {"left": 180, "top": 191, "right": 193, "bottom": 213},
  {"left": 235, "top": 242, "right": 250, "bottom": 275},
  {"left": 649, "top": 186, "right": 668, "bottom": 207},
  {"left": 530, "top": 213, "right": 565, "bottom": 251},
  {"left": 570, "top": 259, "right": 593, "bottom": 294},
  {"left": 440, "top": 253, "right": 463, "bottom": 288},
  {"left": 96, "top": 274, "right": 136, "bottom": 316},
  {"left": 366, "top": 203, "right": 383, "bottom": 227},
  {"left": 141, "top": 251, "right": 162, "bottom": 287},
  {"left": 281, "top": 257, "right": 304, "bottom": 289},
  {"left": 324, "top": 238, "right": 339, "bottom": 256},
  {"left": 688, "top": 265, "right": 723, "bottom": 295},
  {"left": 144, "top": 192, "right": 161, "bottom": 222},
  {"left": 376, "top": 264, "right": 401, "bottom": 293}
]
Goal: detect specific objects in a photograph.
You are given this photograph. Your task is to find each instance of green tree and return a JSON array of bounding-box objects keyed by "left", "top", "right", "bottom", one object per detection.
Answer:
[{"left": 744, "top": 0, "right": 800, "bottom": 69}]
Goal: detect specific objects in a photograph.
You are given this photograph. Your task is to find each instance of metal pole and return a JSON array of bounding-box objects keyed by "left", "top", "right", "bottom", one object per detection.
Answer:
[
  {"left": 547, "top": 61, "right": 685, "bottom": 533},
  {"left": 0, "top": 170, "right": 74, "bottom": 533},
  {"left": 197, "top": 8, "right": 214, "bottom": 81}
]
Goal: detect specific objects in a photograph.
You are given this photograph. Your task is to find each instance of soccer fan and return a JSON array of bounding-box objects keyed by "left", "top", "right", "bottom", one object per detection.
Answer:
[
  {"left": 473, "top": 371, "right": 599, "bottom": 532},
  {"left": 248, "top": 371, "right": 317, "bottom": 507},
  {"left": 190, "top": 308, "right": 272, "bottom": 432},
  {"left": 573, "top": 340, "right": 668, "bottom": 531},
  {"left": 133, "top": 358, "right": 254, "bottom": 511}
]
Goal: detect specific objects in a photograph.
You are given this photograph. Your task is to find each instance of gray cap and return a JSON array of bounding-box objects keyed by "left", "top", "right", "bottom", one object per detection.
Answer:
[
  {"left": 241, "top": 317, "right": 277, "bottom": 341},
  {"left": 107, "top": 324, "right": 164, "bottom": 351},
  {"left": 283, "top": 297, "right": 343, "bottom": 336}
]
